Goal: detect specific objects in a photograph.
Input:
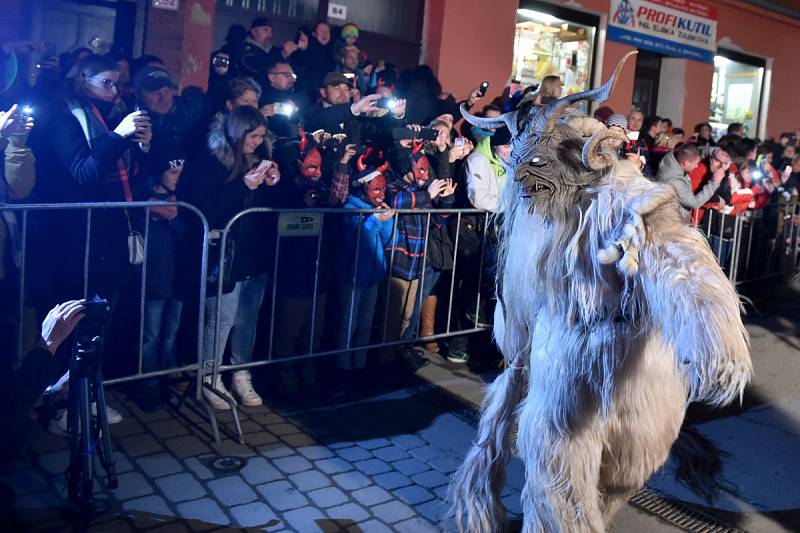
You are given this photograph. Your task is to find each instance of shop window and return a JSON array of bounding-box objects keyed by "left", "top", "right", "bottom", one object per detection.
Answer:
[
  {"left": 513, "top": 5, "right": 597, "bottom": 95},
  {"left": 709, "top": 51, "right": 765, "bottom": 138}
]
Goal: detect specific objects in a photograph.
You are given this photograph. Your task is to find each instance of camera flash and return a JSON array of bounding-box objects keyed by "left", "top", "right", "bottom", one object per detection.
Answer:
[{"left": 22, "top": 106, "right": 33, "bottom": 115}]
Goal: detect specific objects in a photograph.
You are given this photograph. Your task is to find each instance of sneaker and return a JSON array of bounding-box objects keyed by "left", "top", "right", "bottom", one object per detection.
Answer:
[
  {"left": 202, "top": 375, "right": 233, "bottom": 410},
  {"left": 92, "top": 403, "right": 122, "bottom": 424},
  {"left": 446, "top": 351, "right": 470, "bottom": 364},
  {"left": 231, "top": 370, "right": 263, "bottom": 407}
]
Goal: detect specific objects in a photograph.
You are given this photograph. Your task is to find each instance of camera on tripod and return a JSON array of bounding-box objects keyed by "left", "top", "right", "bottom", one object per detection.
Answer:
[
  {"left": 66, "top": 294, "right": 117, "bottom": 516},
  {"left": 74, "top": 296, "right": 110, "bottom": 346}
]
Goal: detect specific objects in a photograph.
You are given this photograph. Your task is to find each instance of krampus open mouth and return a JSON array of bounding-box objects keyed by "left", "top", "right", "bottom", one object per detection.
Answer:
[{"left": 522, "top": 177, "right": 554, "bottom": 198}]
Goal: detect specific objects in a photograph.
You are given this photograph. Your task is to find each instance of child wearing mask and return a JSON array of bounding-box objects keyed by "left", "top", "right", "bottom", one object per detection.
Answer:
[{"left": 333, "top": 153, "right": 394, "bottom": 395}]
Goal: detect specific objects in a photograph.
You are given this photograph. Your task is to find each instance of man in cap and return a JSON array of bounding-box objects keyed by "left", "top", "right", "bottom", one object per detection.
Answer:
[
  {"left": 303, "top": 71, "right": 380, "bottom": 139},
  {"left": 134, "top": 66, "right": 203, "bottom": 152},
  {"left": 233, "top": 17, "right": 284, "bottom": 83}
]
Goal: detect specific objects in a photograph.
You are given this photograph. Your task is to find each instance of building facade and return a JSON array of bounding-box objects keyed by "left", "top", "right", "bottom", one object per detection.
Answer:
[
  {"left": 423, "top": 0, "right": 800, "bottom": 139},
  {"left": 3, "top": 0, "right": 798, "bottom": 138}
]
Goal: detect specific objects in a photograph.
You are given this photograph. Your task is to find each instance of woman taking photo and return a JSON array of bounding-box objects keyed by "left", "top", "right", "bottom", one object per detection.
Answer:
[
  {"left": 31, "top": 54, "right": 152, "bottom": 430},
  {"left": 183, "top": 105, "right": 281, "bottom": 409}
]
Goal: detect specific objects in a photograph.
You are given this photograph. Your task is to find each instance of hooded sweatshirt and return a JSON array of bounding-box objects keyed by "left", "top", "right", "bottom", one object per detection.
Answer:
[{"left": 656, "top": 151, "right": 720, "bottom": 220}]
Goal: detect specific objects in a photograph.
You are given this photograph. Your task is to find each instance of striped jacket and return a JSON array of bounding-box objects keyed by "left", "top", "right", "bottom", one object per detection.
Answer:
[{"left": 385, "top": 181, "right": 453, "bottom": 281}]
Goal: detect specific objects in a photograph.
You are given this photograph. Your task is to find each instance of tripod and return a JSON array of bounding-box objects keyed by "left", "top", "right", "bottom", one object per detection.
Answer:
[{"left": 65, "top": 334, "right": 117, "bottom": 515}]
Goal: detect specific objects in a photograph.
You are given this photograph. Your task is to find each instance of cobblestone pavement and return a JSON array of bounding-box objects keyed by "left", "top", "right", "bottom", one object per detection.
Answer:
[
  {"left": 1, "top": 359, "right": 519, "bottom": 532},
  {"left": 5, "top": 298, "right": 798, "bottom": 533}
]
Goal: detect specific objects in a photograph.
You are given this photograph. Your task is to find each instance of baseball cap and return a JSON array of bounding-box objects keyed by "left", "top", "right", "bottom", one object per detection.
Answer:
[
  {"left": 322, "top": 71, "right": 350, "bottom": 88},
  {"left": 134, "top": 66, "right": 175, "bottom": 93},
  {"left": 251, "top": 17, "right": 272, "bottom": 29}
]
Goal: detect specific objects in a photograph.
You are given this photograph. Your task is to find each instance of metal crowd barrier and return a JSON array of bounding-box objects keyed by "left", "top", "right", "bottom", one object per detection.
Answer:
[
  {"left": 691, "top": 200, "right": 800, "bottom": 287},
  {"left": 0, "top": 202, "right": 220, "bottom": 434},
  {"left": 205, "top": 207, "right": 492, "bottom": 443},
  {"left": 8, "top": 199, "right": 794, "bottom": 446}
]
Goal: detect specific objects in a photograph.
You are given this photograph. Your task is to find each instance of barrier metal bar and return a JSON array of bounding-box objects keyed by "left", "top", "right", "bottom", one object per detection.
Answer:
[
  {"left": 137, "top": 211, "right": 151, "bottom": 376},
  {"left": 414, "top": 213, "right": 432, "bottom": 339},
  {"left": 267, "top": 232, "right": 281, "bottom": 362},
  {"left": 474, "top": 212, "right": 490, "bottom": 329},
  {"left": 345, "top": 214, "right": 364, "bottom": 351},
  {"left": 308, "top": 214, "right": 326, "bottom": 355},
  {"left": 382, "top": 211, "right": 400, "bottom": 343},
  {"left": 445, "top": 212, "right": 461, "bottom": 334},
  {"left": 217, "top": 328, "right": 490, "bottom": 372},
  {"left": 83, "top": 209, "right": 91, "bottom": 300},
  {"left": 17, "top": 210, "right": 27, "bottom": 366}
]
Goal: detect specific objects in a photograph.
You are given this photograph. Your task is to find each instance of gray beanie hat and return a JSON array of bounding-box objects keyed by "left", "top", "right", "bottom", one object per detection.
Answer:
[{"left": 606, "top": 113, "right": 628, "bottom": 131}]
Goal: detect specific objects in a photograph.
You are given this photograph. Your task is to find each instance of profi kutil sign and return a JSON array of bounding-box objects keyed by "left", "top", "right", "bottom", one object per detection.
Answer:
[{"left": 608, "top": 0, "right": 717, "bottom": 63}]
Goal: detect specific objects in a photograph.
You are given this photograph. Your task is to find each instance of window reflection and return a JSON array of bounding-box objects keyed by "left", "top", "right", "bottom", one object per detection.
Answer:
[
  {"left": 513, "top": 9, "right": 595, "bottom": 94},
  {"left": 710, "top": 54, "right": 764, "bottom": 138}
]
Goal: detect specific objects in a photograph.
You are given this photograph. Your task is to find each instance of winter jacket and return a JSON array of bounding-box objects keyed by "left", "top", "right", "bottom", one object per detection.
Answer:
[
  {"left": 182, "top": 115, "right": 279, "bottom": 286},
  {"left": 259, "top": 86, "right": 303, "bottom": 140},
  {"left": 657, "top": 151, "right": 721, "bottom": 220},
  {"left": 0, "top": 134, "right": 35, "bottom": 281},
  {"left": 30, "top": 102, "right": 146, "bottom": 298},
  {"left": 233, "top": 37, "right": 282, "bottom": 83},
  {"left": 464, "top": 147, "right": 502, "bottom": 212},
  {"left": 145, "top": 214, "right": 185, "bottom": 300},
  {"left": 338, "top": 195, "right": 394, "bottom": 287},
  {"left": 386, "top": 180, "right": 454, "bottom": 281},
  {"left": 288, "top": 38, "right": 336, "bottom": 99}
]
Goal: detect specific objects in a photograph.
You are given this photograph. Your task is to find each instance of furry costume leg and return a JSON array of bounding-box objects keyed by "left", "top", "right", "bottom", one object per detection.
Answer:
[{"left": 598, "top": 333, "right": 686, "bottom": 527}]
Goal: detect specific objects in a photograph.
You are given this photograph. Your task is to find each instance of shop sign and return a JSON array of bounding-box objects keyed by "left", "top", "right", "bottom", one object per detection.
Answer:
[{"left": 608, "top": 0, "right": 716, "bottom": 63}]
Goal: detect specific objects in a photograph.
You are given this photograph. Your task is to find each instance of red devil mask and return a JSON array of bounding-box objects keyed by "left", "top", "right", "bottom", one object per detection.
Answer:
[
  {"left": 410, "top": 141, "right": 431, "bottom": 186},
  {"left": 296, "top": 128, "right": 323, "bottom": 182},
  {"left": 364, "top": 174, "right": 387, "bottom": 207}
]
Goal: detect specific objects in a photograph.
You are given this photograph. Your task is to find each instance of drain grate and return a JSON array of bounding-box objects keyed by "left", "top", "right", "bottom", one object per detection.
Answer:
[{"left": 629, "top": 488, "right": 745, "bottom": 533}]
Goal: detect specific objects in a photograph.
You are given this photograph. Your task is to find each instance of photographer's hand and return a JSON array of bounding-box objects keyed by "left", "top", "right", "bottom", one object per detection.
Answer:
[
  {"left": 351, "top": 93, "right": 380, "bottom": 116},
  {"left": 39, "top": 300, "right": 86, "bottom": 355}
]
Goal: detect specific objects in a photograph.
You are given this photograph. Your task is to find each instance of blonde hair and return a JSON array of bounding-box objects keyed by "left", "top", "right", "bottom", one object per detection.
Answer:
[{"left": 539, "top": 76, "right": 562, "bottom": 98}]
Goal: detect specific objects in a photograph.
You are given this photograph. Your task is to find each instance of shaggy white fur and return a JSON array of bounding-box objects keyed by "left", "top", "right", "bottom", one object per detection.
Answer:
[{"left": 450, "top": 150, "right": 752, "bottom": 532}]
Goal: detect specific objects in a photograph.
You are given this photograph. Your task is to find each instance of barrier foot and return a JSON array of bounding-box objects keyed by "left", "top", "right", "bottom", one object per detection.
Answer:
[{"left": 200, "top": 381, "right": 246, "bottom": 445}]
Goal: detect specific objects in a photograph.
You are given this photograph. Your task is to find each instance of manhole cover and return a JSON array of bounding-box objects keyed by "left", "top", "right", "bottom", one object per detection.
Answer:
[{"left": 209, "top": 456, "right": 246, "bottom": 473}]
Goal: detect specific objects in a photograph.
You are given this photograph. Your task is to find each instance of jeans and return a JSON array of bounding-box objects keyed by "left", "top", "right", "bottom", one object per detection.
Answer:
[
  {"left": 142, "top": 298, "right": 183, "bottom": 388},
  {"left": 203, "top": 273, "right": 268, "bottom": 367},
  {"left": 402, "top": 271, "right": 440, "bottom": 340},
  {"left": 336, "top": 284, "right": 379, "bottom": 370}
]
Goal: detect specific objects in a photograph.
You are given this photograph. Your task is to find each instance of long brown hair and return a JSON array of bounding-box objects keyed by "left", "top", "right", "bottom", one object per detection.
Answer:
[{"left": 223, "top": 106, "right": 269, "bottom": 182}]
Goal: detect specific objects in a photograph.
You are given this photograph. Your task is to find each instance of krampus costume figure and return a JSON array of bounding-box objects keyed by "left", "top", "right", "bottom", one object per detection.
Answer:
[{"left": 450, "top": 52, "right": 752, "bottom": 532}]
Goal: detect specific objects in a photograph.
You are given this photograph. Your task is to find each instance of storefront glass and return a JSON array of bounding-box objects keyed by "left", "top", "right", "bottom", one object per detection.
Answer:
[
  {"left": 512, "top": 8, "right": 595, "bottom": 95},
  {"left": 709, "top": 54, "right": 764, "bottom": 138}
]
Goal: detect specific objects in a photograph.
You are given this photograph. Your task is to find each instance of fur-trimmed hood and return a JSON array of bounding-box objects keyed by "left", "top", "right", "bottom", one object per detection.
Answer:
[{"left": 207, "top": 112, "right": 235, "bottom": 170}]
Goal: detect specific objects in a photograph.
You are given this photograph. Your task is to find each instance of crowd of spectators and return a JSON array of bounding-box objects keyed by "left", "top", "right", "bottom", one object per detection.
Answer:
[{"left": 1, "top": 19, "right": 799, "bottom": 425}]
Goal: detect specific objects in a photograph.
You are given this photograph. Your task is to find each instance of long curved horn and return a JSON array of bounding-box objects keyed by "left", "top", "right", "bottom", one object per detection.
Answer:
[
  {"left": 581, "top": 129, "right": 628, "bottom": 170},
  {"left": 411, "top": 140, "right": 424, "bottom": 156},
  {"left": 356, "top": 153, "right": 367, "bottom": 173},
  {"left": 566, "top": 116, "right": 607, "bottom": 138},
  {"left": 460, "top": 104, "right": 519, "bottom": 136},
  {"left": 542, "top": 51, "right": 638, "bottom": 133},
  {"left": 377, "top": 160, "right": 390, "bottom": 173}
]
